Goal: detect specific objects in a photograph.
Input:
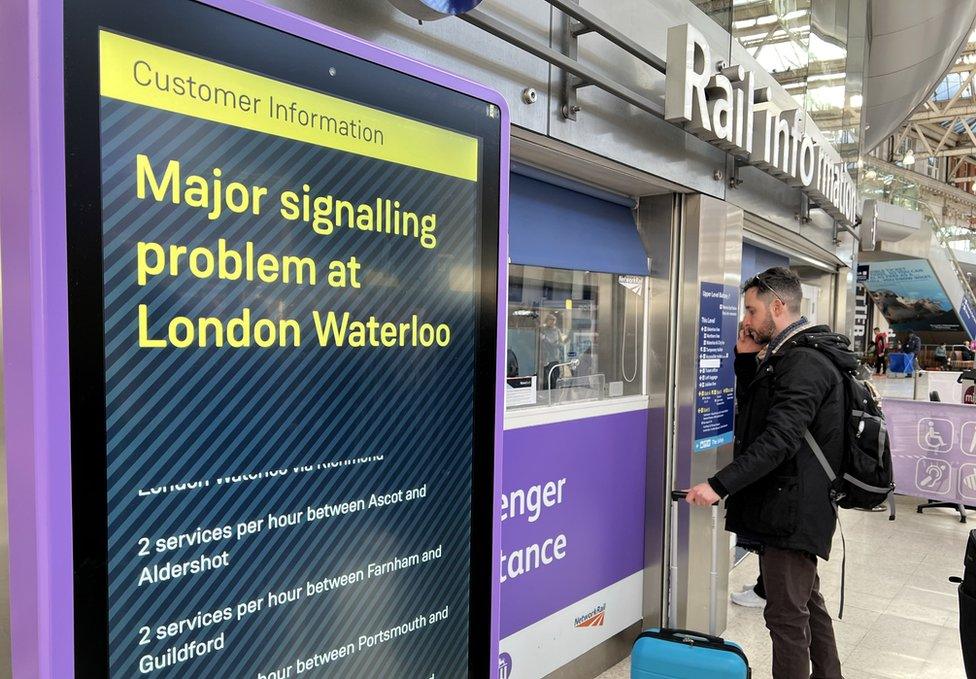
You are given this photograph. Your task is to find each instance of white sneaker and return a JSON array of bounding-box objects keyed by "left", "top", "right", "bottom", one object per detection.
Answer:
[{"left": 730, "top": 588, "right": 766, "bottom": 608}]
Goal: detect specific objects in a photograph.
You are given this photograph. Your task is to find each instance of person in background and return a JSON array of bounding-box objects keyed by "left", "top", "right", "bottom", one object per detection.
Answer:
[
  {"left": 731, "top": 565, "right": 767, "bottom": 608},
  {"left": 934, "top": 344, "right": 948, "bottom": 371},
  {"left": 731, "top": 320, "right": 769, "bottom": 609},
  {"left": 963, "top": 343, "right": 976, "bottom": 362},
  {"left": 904, "top": 331, "right": 921, "bottom": 376},
  {"left": 873, "top": 327, "right": 887, "bottom": 376}
]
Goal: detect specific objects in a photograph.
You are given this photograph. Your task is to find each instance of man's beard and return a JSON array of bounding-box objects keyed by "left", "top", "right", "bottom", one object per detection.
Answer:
[{"left": 750, "top": 312, "right": 776, "bottom": 345}]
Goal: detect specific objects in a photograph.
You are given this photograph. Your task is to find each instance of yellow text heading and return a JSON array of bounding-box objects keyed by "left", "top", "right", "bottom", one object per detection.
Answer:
[{"left": 99, "top": 31, "right": 478, "bottom": 181}]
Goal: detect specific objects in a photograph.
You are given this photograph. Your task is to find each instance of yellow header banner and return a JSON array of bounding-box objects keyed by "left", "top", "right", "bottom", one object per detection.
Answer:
[{"left": 99, "top": 31, "right": 479, "bottom": 182}]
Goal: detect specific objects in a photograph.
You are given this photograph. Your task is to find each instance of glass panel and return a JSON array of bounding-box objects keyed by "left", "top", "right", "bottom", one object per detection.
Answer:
[
  {"left": 860, "top": 160, "right": 924, "bottom": 213},
  {"left": 505, "top": 265, "right": 645, "bottom": 409},
  {"left": 690, "top": 0, "right": 733, "bottom": 32},
  {"left": 731, "top": 0, "right": 865, "bottom": 168},
  {"left": 733, "top": 0, "right": 811, "bottom": 76}
]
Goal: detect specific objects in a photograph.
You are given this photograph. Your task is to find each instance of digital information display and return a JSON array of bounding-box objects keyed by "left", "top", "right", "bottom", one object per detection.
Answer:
[{"left": 64, "top": 2, "right": 501, "bottom": 676}]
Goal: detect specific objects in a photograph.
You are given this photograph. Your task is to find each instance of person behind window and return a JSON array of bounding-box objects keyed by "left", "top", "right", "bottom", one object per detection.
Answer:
[
  {"left": 540, "top": 312, "right": 567, "bottom": 389},
  {"left": 507, "top": 348, "right": 520, "bottom": 378},
  {"left": 575, "top": 344, "right": 595, "bottom": 377}
]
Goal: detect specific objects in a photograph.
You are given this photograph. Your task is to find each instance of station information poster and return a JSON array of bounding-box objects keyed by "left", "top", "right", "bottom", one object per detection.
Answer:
[
  {"left": 960, "top": 296, "right": 976, "bottom": 341},
  {"left": 64, "top": 1, "right": 500, "bottom": 676},
  {"left": 693, "top": 283, "right": 738, "bottom": 452},
  {"left": 862, "top": 259, "right": 963, "bottom": 333}
]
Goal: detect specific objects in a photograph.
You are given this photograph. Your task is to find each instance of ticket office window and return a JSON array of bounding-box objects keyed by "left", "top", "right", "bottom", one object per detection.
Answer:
[
  {"left": 505, "top": 171, "right": 649, "bottom": 410},
  {"left": 506, "top": 265, "right": 645, "bottom": 409}
]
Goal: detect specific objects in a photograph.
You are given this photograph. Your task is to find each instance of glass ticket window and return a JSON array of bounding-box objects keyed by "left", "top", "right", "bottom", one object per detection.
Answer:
[{"left": 506, "top": 265, "right": 645, "bottom": 409}]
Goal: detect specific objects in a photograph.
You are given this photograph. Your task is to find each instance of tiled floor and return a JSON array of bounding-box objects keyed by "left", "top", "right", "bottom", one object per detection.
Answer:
[
  {"left": 597, "top": 372, "right": 973, "bottom": 679},
  {"left": 871, "top": 373, "right": 917, "bottom": 400},
  {"left": 598, "top": 494, "right": 971, "bottom": 679}
]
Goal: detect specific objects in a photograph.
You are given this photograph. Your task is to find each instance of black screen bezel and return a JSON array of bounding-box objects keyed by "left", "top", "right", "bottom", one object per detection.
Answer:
[{"left": 63, "top": 1, "right": 500, "bottom": 675}]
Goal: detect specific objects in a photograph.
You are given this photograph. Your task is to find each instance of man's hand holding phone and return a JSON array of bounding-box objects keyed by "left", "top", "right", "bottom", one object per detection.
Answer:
[{"left": 737, "top": 323, "right": 766, "bottom": 354}]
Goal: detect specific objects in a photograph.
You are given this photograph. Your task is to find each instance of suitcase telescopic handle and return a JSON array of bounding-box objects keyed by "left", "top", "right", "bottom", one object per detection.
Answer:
[
  {"left": 669, "top": 488, "right": 721, "bottom": 635},
  {"left": 671, "top": 489, "right": 719, "bottom": 505}
]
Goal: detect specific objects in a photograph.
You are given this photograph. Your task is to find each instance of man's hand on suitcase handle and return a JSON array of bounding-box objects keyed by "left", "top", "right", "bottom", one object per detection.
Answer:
[{"left": 681, "top": 483, "right": 720, "bottom": 506}]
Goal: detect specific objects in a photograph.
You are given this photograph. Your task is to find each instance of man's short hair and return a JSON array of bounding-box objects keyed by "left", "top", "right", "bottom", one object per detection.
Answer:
[
  {"left": 742, "top": 266, "right": 803, "bottom": 314},
  {"left": 874, "top": 327, "right": 880, "bottom": 332}
]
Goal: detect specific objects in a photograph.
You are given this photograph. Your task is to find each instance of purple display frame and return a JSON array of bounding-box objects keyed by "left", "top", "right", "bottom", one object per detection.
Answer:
[{"left": 0, "top": 0, "right": 509, "bottom": 676}]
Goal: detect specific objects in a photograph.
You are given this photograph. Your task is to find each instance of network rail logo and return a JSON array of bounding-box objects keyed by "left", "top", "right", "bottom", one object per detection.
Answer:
[
  {"left": 498, "top": 652, "right": 513, "bottom": 678},
  {"left": 574, "top": 603, "right": 606, "bottom": 628}
]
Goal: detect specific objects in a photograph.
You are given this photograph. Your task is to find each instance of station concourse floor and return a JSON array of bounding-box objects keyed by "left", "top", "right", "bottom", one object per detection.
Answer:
[{"left": 598, "top": 373, "right": 972, "bottom": 679}]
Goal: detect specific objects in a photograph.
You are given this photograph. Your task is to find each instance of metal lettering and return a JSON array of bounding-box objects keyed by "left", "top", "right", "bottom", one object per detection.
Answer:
[
  {"left": 664, "top": 23, "right": 856, "bottom": 226},
  {"left": 664, "top": 24, "right": 711, "bottom": 134}
]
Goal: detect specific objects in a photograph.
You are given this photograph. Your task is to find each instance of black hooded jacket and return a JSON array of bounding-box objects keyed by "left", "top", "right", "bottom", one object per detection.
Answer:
[{"left": 708, "top": 326, "right": 858, "bottom": 559}]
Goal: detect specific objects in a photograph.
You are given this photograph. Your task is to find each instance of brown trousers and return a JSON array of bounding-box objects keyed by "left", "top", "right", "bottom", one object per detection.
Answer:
[{"left": 760, "top": 547, "right": 843, "bottom": 679}]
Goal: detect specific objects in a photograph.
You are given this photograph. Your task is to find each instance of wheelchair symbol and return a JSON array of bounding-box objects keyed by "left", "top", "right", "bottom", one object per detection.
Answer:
[{"left": 917, "top": 418, "right": 953, "bottom": 453}]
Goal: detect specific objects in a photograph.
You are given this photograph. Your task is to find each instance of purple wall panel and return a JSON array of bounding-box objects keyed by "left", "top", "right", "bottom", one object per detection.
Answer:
[
  {"left": 1, "top": 0, "right": 74, "bottom": 676},
  {"left": 500, "top": 409, "right": 651, "bottom": 637}
]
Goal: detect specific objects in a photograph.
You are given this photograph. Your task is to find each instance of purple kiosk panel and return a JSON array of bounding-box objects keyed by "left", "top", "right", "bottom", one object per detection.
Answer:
[
  {"left": 1, "top": 0, "right": 507, "bottom": 676},
  {"left": 886, "top": 399, "right": 976, "bottom": 506}
]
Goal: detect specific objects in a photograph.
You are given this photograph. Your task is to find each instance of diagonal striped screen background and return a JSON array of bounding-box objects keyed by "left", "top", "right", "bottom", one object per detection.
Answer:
[{"left": 100, "top": 95, "right": 480, "bottom": 677}]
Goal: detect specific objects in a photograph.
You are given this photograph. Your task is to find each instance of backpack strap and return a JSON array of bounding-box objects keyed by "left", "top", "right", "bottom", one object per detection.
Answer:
[
  {"left": 804, "top": 428, "right": 893, "bottom": 495},
  {"left": 834, "top": 504, "right": 847, "bottom": 620},
  {"left": 803, "top": 429, "right": 836, "bottom": 483},
  {"left": 804, "top": 428, "right": 845, "bottom": 619}
]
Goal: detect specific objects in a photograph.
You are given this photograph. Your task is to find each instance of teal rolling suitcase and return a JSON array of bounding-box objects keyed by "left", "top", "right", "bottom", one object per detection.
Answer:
[
  {"left": 631, "top": 628, "right": 749, "bottom": 678},
  {"left": 631, "top": 491, "right": 750, "bottom": 678}
]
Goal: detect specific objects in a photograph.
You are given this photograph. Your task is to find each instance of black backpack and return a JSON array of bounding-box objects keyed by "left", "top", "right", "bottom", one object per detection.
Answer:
[
  {"left": 792, "top": 333, "right": 896, "bottom": 620},
  {"left": 795, "top": 335, "right": 896, "bottom": 511}
]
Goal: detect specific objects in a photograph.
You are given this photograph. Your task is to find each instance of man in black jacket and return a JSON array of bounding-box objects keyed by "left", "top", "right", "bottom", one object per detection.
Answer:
[{"left": 687, "top": 267, "right": 853, "bottom": 679}]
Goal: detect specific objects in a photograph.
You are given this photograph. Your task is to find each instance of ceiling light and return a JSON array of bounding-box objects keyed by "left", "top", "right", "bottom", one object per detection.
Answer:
[
  {"left": 903, "top": 149, "right": 916, "bottom": 166},
  {"left": 849, "top": 94, "right": 863, "bottom": 108},
  {"left": 865, "top": 169, "right": 877, "bottom": 180}
]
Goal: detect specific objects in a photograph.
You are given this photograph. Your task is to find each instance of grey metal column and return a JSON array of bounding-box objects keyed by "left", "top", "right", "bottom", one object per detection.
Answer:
[
  {"left": 669, "top": 194, "right": 742, "bottom": 633},
  {"left": 835, "top": 266, "right": 854, "bottom": 336},
  {"left": 637, "top": 194, "right": 679, "bottom": 630}
]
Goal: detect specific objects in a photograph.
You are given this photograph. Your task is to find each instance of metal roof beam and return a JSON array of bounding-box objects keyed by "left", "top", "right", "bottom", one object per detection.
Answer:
[
  {"left": 935, "top": 118, "right": 959, "bottom": 153},
  {"left": 938, "top": 69, "right": 976, "bottom": 114},
  {"left": 910, "top": 105, "right": 976, "bottom": 123},
  {"left": 963, "top": 118, "right": 976, "bottom": 148},
  {"left": 916, "top": 146, "right": 976, "bottom": 159}
]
